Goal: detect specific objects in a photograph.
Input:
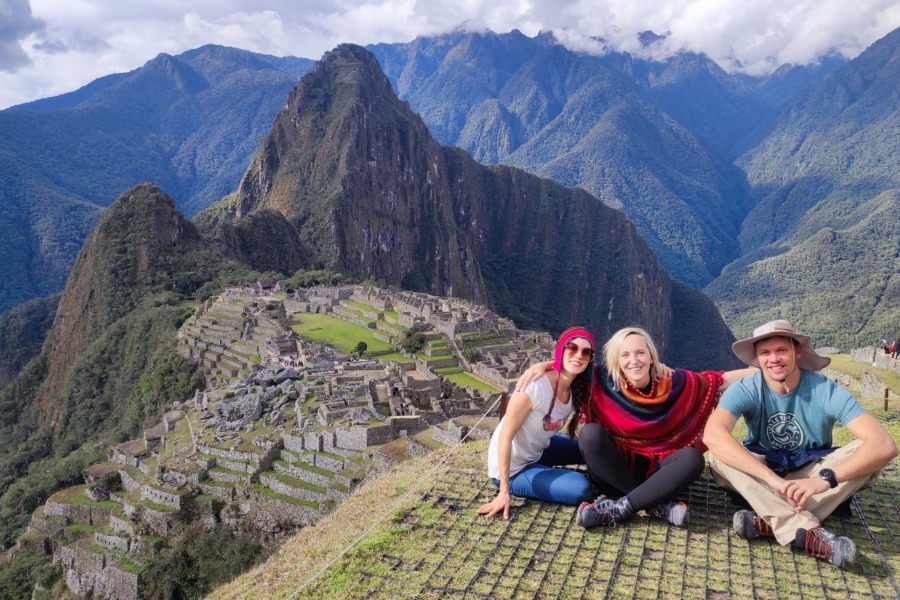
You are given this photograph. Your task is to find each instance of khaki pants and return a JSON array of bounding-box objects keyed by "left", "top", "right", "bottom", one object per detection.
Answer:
[{"left": 708, "top": 440, "right": 877, "bottom": 545}]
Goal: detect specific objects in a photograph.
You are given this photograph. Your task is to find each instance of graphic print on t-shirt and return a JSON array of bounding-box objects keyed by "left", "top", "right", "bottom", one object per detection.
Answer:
[{"left": 766, "top": 412, "right": 805, "bottom": 449}]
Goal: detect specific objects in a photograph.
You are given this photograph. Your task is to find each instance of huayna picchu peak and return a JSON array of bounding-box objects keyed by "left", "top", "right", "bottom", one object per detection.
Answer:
[{"left": 197, "top": 44, "right": 738, "bottom": 370}]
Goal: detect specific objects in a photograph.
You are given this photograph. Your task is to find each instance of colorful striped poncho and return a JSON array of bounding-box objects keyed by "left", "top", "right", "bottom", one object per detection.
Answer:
[{"left": 582, "top": 365, "right": 724, "bottom": 474}]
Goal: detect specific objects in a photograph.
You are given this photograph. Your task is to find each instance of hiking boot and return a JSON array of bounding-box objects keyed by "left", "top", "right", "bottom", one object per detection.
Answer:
[
  {"left": 649, "top": 500, "right": 690, "bottom": 527},
  {"left": 576, "top": 495, "right": 634, "bottom": 529},
  {"left": 795, "top": 526, "right": 856, "bottom": 568},
  {"left": 733, "top": 510, "right": 774, "bottom": 540}
]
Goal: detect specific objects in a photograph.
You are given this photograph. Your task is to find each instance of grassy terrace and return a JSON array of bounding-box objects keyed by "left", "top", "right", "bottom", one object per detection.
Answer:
[
  {"left": 444, "top": 372, "right": 502, "bottom": 394},
  {"left": 251, "top": 483, "right": 319, "bottom": 508},
  {"left": 275, "top": 459, "right": 336, "bottom": 479},
  {"left": 211, "top": 362, "right": 900, "bottom": 600},
  {"left": 342, "top": 299, "right": 383, "bottom": 314},
  {"left": 264, "top": 471, "right": 328, "bottom": 493},
  {"left": 48, "top": 485, "right": 119, "bottom": 509},
  {"left": 290, "top": 313, "right": 396, "bottom": 355},
  {"left": 828, "top": 354, "right": 900, "bottom": 393}
]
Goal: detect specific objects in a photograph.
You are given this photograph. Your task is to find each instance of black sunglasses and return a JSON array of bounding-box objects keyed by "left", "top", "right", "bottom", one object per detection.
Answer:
[{"left": 563, "top": 342, "right": 595, "bottom": 360}]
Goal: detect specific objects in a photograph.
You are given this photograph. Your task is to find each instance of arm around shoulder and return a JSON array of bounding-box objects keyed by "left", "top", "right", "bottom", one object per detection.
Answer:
[{"left": 719, "top": 367, "right": 758, "bottom": 391}]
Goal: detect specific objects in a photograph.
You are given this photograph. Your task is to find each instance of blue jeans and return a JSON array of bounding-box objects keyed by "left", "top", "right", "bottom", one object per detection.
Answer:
[{"left": 492, "top": 435, "right": 594, "bottom": 506}]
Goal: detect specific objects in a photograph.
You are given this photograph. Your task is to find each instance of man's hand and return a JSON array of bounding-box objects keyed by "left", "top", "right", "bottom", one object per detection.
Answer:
[
  {"left": 477, "top": 490, "right": 511, "bottom": 519},
  {"left": 782, "top": 476, "right": 830, "bottom": 512},
  {"left": 515, "top": 362, "right": 550, "bottom": 392}
]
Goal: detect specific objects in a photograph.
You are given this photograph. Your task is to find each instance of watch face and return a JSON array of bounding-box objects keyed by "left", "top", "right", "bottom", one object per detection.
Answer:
[{"left": 820, "top": 468, "right": 837, "bottom": 487}]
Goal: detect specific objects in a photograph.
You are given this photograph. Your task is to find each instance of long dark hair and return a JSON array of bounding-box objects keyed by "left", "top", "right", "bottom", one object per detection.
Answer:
[{"left": 566, "top": 367, "right": 593, "bottom": 438}]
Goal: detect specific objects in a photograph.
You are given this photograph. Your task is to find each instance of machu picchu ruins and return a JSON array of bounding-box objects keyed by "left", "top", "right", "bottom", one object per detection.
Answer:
[{"left": 7, "top": 283, "right": 556, "bottom": 600}]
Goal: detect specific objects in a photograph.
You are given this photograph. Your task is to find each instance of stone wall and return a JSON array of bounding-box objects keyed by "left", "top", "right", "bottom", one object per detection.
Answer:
[
  {"left": 863, "top": 369, "right": 896, "bottom": 401},
  {"left": 44, "top": 501, "right": 111, "bottom": 526},
  {"left": 198, "top": 482, "right": 236, "bottom": 502},
  {"left": 258, "top": 473, "right": 324, "bottom": 504},
  {"left": 406, "top": 436, "right": 434, "bottom": 458},
  {"left": 95, "top": 532, "right": 130, "bottom": 552},
  {"left": 470, "top": 362, "right": 514, "bottom": 391},
  {"left": 140, "top": 485, "right": 185, "bottom": 510},
  {"left": 118, "top": 469, "right": 142, "bottom": 493},
  {"left": 851, "top": 346, "right": 900, "bottom": 374},
  {"left": 55, "top": 544, "right": 140, "bottom": 600},
  {"left": 29, "top": 508, "right": 67, "bottom": 536},
  {"left": 137, "top": 504, "right": 177, "bottom": 538},
  {"left": 432, "top": 420, "right": 469, "bottom": 446},
  {"left": 336, "top": 425, "right": 369, "bottom": 451}
]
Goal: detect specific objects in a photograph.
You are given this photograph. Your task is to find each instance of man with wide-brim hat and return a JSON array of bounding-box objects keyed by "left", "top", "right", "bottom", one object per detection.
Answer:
[{"left": 703, "top": 319, "right": 898, "bottom": 569}]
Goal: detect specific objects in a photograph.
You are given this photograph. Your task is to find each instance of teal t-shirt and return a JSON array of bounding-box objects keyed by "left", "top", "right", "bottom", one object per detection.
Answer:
[{"left": 719, "top": 370, "right": 865, "bottom": 451}]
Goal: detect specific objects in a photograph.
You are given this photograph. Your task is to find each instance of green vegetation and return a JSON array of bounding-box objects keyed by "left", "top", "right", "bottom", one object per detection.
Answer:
[
  {"left": 0, "top": 550, "right": 60, "bottom": 600},
  {"left": 443, "top": 372, "right": 501, "bottom": 394},
  {"left": 400, "top": 323, "right": 426, "bottom": 354},
  {"left": 290, "top": 313, "right": 393, "bottom": 354},
  {"left": 0, "top": 295, "right": 59, "bottom": 391},
  {"left": 0, "top": 184, "right": 259, "bottom": 549},
  {"left": 140, "top": 523, "right": 268, "bottom": 600}
]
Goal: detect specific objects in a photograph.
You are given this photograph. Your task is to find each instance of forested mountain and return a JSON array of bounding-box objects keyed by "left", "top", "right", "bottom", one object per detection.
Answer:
[
  {"left": 708, "top": 27, "right": 900, "bottom": 344},
  {"left": 0, "top": 45, "right": 313, "bottom": 314},
  {"left": 369, "top": 31, "right": 755, "bottom": 287},
  {"left": 0, "top": 183, "right": 252, "bottom": 548},
  {"left": 197, "top": 44, "right": 738, "bottom": 370}
]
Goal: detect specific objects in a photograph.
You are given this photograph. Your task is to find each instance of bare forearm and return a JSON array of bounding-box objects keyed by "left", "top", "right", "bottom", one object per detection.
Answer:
[
  {"left": 831, "top": 441, "right": 899, "bottom": 482},
  {"left": 720, "top": 368, "right": 757, "bottom": 390}
]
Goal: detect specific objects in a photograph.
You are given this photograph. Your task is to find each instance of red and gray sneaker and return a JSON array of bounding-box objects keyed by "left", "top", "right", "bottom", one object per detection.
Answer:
[
  {"left": 649, "top": 500, "right": 690, "bottom": 527},
  {"left": 576, "top": 495, "right": 634, "bottom": 529},
  {"left": 795, "top": 526, "right": 856, "bottom": 568},
  {"left": 733, "top": 510, "right": 774, "bottom": 540}
]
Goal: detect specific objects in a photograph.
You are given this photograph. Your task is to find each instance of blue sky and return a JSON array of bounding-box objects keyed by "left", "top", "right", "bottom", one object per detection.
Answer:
[{"left": 1, "top": 0, "right": 898, "bottom": 109}]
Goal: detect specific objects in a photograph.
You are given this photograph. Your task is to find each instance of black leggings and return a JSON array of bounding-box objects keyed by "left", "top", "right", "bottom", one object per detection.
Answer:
[{"left": 578, "top": 422, "right": 704, "bottom": 511}]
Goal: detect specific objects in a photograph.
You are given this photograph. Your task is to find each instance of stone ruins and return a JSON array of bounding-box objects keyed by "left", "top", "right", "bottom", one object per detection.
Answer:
[{"left": 10, "top": 283, "right": 555, "bottom": 600}]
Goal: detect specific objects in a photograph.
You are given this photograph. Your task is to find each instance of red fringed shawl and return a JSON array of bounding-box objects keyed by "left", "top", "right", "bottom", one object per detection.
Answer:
[{"left": 582, "top": 366, "right": 724, "bottom": 474}]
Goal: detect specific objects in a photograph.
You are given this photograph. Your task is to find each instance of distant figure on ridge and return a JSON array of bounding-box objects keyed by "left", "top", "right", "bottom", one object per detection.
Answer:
[
  {"left": 703, "top": 320, "right": 898, "bottom": 569},
  {"left": 893, "top": 336, "right": 900, "bottom": 359}
]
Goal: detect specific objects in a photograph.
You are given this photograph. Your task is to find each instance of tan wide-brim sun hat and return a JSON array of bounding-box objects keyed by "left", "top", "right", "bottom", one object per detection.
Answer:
[{"left": 732, "top": 319, "right": 831, "bottom": 371}]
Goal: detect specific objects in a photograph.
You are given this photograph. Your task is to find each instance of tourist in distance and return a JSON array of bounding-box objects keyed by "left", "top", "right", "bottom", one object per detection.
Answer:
[
  {"left": 517, "top": 326, "right": 755, "bottom": 528},
  {"left": 477, "top": 327, "right": 596, "bottom": 519},
  {"left": 703, "top": 319, "right": 899, "bottom": 568}
]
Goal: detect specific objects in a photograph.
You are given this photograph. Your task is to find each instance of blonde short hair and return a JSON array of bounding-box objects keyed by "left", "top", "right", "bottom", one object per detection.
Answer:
[{"left": 603, "top": 326, "right": 661, "bottom": 390}]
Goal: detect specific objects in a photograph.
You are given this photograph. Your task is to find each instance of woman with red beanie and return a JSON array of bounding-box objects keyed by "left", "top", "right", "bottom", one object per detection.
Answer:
[{"left": 477, "top": 327, "right": 596, "bottom": 519}]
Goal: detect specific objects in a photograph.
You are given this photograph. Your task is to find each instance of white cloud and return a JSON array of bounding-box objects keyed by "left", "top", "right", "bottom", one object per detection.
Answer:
[{"left": 1, "top": 0, "right": 898, "bottom": 108}]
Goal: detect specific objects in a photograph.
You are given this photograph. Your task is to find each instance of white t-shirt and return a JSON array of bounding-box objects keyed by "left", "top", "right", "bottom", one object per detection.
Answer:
[{"left": 487, "top": 376, "right": 574, "bottom": 479}]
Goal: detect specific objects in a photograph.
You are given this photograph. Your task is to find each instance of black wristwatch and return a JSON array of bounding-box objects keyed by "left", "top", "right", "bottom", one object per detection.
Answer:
[{"left": 819, "top": 468, "right": 838, "bottom": 488}]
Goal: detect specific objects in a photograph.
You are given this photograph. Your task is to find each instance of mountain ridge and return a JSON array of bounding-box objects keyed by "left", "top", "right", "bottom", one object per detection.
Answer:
[{"left": 199, "top": 43, "right": 738, "bottom": 369}]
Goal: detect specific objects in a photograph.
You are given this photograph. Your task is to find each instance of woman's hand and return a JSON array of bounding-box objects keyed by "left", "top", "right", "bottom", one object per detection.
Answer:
[
  {"left": 515, "top": 361, "right": 552, "bottom": 392},
  {"left": 477, "top": 490, "right": 511, "bottom": 519}
]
